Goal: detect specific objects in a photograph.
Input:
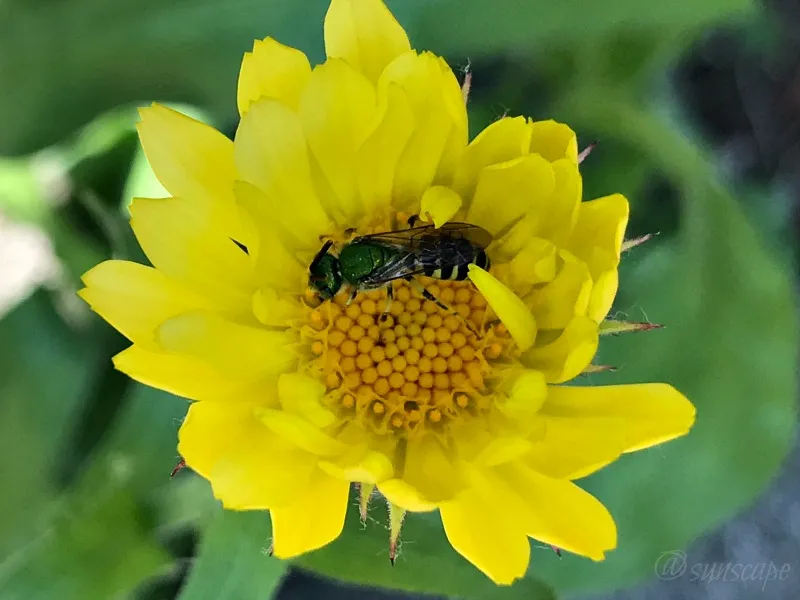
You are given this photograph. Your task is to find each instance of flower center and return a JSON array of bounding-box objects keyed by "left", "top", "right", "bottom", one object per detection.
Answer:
[{"left": 303, "top": 254, "right": 514, "bottom": 438}]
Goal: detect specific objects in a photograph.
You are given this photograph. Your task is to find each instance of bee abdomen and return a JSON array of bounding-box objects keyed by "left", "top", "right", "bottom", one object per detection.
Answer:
[
  {"left": 474, "top": 249, "right": 490, "bottom": 270},
  {"left": 422, "top": 249, "right": 491, "bottom": 281}
]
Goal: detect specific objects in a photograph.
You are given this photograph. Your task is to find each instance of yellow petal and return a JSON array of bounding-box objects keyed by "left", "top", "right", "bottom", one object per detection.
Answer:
[
  {"left": 588, "top": 268, "right": 619, "bottom": 323},
  {"left": 136, "top": 104, "right": 237, "bottom": 211},
  {"left": 113, "top": 346, "right": 265, "bottom": 402},
  {"left": 252, "top": 287, "right": 305, "bottom": 327},
  {"left": 156, "top": 311, "right": 297, "bottom": 378},
  {"left": 299, "top": 59, "right": 376, "bottom": 222},
  {"left": 79, "top": 260, "right": 208, "bottom": 347},
  {"left": 400, "top": 434, "right": 463, "bottom": 503},
  {"left": 538, "top": 160, "right": 583, "bottom": 246},
  {"left": 474, "top": 437, "right": 533, "bottom": 467},
  {"left": 536, "top": 159, "right": 582, "bottom": 247},
  {"left": 495, "top": 370, "right": 548, "bottom": 426},
  {"left": 378, "top": 478, "right": 438, "bottom": 512},
  {"left": 178, "top": 401, "right": 316, "bottom": 509},
  {"left": 503, "top": 237, "right": 557, "bottom": 297},
  {"left": 381, "top": 52, "right": 459, "bottom": 207},
  {"left": 256, "top": 408, "right": 346, "bottom": 457},
  {"left": 567, "top": 194, "right": 629, "bottom": 322},
  {"left": 234, "top": 181, "right": 306, "bottom": 291},
  {"left": 495, "top": 158, "right": 581, "bottom": 259},
  {"left": 235, "top": 98, "right": 333, "bottom": 248},
  {"left": 524, "top": 415, "right": 625, "bottom": 480},
  {"left": 357, "top": 82, "right": 415, "bottom": 214},
  {"left": 319, "top": 449, "right": 394, "bottom": 484},
  {"left": 431, "top": 57, "right": 469, "bottom": 187},
  {"left": 468, "top": 265, "right": 537, "bottom": 351},
  {"left": 278, "top": 373, "right": 337, "bottom": 429},
  {"left": 319, "top": 426, "right": 395, "bottom": 483},
  {"left": 324, "top": 0, "right": 411, "bottom": 83},
  {"left": 419, "top": 185, "right": 462, "bottom": 228},
  {"left": 449, "top": 419, "right": 493, "bottom": 463},
  {"left": 522, "top": 316, "right": 599, "bottom": 383},
  {"left": 453, "top": 116, "right": 533, "bottom": 202},
  {"left": 437, "top": 57, "right": 469, "bottom": 133},
  {"left": 129, "top": 197, "right": 256, "bottom": 314},
  {"left": 526, "top": 250, "right": 592, "bottom": 330},
  {"left": 440, "top": 488, "right": 530, "bottom": 585},
  {"left": 237, "top": 37, "right": 311, "bottom": 115},
  {"left": 529, "top": 119, "right": 579, "bottom": 163},
  {"left": 495, "top": 463, "right": 616, "bottom": 560},
  {"left": 270, "top": 469, "right": 350, "bottom": 558},
  {"left": 468, "top": 154, "right": 555, "bottom": 237},
  {"left": 542, "top": 384, "right": 697, "bottom": 452},
  {"left": 568, "top": 194, "right": 629, "bottom": 269}
]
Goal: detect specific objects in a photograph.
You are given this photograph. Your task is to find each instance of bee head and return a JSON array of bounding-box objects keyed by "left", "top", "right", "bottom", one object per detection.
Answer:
[{"left": 309, "top": 244, "right": 342, "bottom": 300}]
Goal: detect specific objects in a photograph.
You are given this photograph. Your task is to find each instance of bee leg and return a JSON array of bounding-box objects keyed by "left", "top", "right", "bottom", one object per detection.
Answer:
[
  {"left": 345, "top": 286, "right": 358, "bottom": 306},
  {"left": 406, "top": 277, "right": 478, "bottom": 334},
  {"left": 379, "top": 284, "right": 394, "bottom": 322}
]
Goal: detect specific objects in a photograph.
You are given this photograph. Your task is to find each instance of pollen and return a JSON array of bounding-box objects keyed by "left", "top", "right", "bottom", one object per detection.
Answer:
[{"left": 306, "top": 276, "right": 514, "bottom": 437}]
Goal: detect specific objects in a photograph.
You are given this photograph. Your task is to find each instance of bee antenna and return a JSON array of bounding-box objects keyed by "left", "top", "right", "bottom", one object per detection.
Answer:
[{"left": 310, "top": 240, "right": 334, "bottom": 271}]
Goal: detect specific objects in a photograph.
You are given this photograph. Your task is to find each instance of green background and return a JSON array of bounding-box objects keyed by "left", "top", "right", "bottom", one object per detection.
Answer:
[{"left": 0, "top": 0, "right": 796, "bottom": 598}]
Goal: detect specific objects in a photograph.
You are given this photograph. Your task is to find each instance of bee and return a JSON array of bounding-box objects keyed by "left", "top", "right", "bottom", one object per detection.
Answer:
[{"left": 308, "top": 219, "right": 492, "bottom": 320}]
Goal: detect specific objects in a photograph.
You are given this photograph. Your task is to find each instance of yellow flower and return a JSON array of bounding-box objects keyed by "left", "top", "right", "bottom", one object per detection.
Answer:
[{"left": 78, "top": 0, "right": 696, "bottom": 586}]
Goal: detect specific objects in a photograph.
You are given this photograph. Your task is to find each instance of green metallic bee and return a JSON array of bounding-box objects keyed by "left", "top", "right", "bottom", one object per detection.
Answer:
[{"left": 308, "top": 219, "right": 492, "bottom": 317}]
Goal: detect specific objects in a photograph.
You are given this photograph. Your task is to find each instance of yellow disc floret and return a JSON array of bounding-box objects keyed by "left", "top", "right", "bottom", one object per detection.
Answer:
[{"left": 305, "top": 276, "right": 513, "bottom": 438}]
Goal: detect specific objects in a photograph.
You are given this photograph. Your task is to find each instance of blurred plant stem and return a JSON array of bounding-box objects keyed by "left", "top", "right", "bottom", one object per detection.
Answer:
[{"left": 560, "top": 89, "right": 755, "bottom": 248}]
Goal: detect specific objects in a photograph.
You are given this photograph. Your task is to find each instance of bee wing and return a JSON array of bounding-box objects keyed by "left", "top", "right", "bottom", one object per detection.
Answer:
[
  {"left": 360, "top": 252, "right": 425, "bottom": 286},
  {"left": 355, "top": 222, "right": 493, "bottom": 251}
]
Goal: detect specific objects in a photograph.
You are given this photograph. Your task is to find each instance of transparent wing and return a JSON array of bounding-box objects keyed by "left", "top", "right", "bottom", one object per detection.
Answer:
[
  {"left": 354, "top": 222, "right": 493, "bottom": 251},
  {"left": 360, "top": 252, "right": 424, "bottom": 286}
]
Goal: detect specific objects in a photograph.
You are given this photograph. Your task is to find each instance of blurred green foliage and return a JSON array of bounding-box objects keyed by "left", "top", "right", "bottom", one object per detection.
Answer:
[{"left": 0, "top": 0, "right": 796, "bottom": 599}]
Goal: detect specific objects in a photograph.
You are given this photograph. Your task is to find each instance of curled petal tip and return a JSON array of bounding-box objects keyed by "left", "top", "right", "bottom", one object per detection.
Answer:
[
  {"left": 600, "top": 320, "right": 663, "bottom": 336},
  {"left": 551, "top": 545, "right": 562, "bottom": 558},
  {"left": 461, "top": 69, "right": 472, "bottom": 105},
  {"left": 578, "top": 142, "right": 597, "bottom": 164},
  {"left": 582, "top": 364, "right": 618, "bottom": 374},
  {"left": 267, "top": 543, "right": 274, "bottom": 558},
  {"left": 170, "top": 458, "right": 186, "bottom": 478},
  {"left": 621, "top": 232, "right": 658, "bottom": 252}
]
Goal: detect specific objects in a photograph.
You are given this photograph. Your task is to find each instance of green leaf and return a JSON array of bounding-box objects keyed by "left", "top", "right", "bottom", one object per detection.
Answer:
[
  {"left": 0, "top": 0, "right": 329, "bottom": 155},
  {"left": 178, "top": 510, "right": 288, "bottom": 600},
  {"left": 88, "top": 383, "right": 189, "bottom": 495},
  {"left": 0, "top": 291, "right": 170, "bottom": 599},
  {"left": 0, "top": 463, "right": 170, "bottom": 600},
  {"left": 0, "top": 290, "right": 93, "bottom": 557}
]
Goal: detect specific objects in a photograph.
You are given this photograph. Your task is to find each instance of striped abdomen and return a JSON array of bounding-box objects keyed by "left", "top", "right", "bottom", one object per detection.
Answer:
[{"left": 418, "top": 238, "right": 491, "bottom": 281}]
